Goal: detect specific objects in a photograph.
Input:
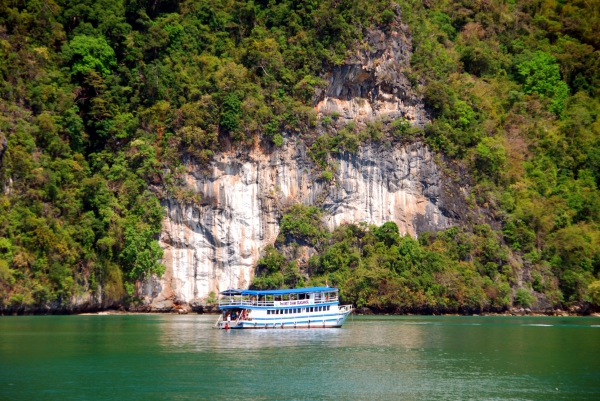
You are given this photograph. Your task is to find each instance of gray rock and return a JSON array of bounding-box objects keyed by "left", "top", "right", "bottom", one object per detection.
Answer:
[{"left": 0, "top": 134, "right": 6, "bottom": 167}]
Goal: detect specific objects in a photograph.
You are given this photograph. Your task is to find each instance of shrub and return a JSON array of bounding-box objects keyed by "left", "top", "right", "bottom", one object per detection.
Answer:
[
  {"left": 516, "top": 51, "right": 569, "bottom": 116},
  {"left": 280, "top": 204, "right": 328, "bottom": 244},
  {"left": 272, "top": 134, "right": 284, "bottom": 146},
  {"left": 391, "top": 117, "right": 411, "bottom": 136},
  {"left": 321, "top": 170, "right": 333, "bottom": 181},
  {"left": 515, "top": 288, "right": 535, "bottom": 307}
]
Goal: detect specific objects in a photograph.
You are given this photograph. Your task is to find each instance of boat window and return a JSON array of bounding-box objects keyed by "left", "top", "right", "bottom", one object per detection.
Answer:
[
  {"left": 267, "top": 310, "right": 270, "bottom": 315},
  {"left": 298, "top": 293, "right": 305, "bottom": 300},
  {"left": 327, "top": 306, "right": 330, "bottom": 311}
]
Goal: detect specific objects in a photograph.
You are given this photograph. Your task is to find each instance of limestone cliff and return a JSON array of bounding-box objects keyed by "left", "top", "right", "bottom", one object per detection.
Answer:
[
  {"left": 142, "top": 136, "right": 470, "bottom": 311},
  {"left": 140, "top": 14, "right": 467, "bottom": 312}
]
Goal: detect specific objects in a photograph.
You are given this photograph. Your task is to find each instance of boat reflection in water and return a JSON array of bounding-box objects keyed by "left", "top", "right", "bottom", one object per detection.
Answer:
[{"left": 215, "top": 287, "right": 353, "bottom": 329}]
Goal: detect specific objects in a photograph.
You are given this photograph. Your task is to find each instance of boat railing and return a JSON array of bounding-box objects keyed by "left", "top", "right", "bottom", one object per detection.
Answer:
[
  {"left": 218, "top": 296, "right": 339, "bottom": 307},
  {"left": 339, "top": 304, "right": 354, "bottom": 314}
]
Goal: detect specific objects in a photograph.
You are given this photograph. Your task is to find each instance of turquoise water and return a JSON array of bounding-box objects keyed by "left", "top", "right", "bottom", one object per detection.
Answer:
[{"left": 0, "top": 315, "right": 599, "bottom": 400}]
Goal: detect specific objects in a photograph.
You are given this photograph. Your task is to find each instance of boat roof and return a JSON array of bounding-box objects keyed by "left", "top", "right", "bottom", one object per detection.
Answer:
[{"left": 219, "top": 286, "right": 336, "bottom": 296}]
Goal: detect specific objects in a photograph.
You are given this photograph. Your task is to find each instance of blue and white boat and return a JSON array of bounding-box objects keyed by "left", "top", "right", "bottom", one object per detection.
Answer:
[{"left": 215, "top": 287, "right": 353, "bottom": 329}]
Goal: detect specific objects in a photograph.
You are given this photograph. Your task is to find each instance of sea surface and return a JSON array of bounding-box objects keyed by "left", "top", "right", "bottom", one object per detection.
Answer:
[{"left": 0, "top": 314, "right": 599, "bottom": 400}]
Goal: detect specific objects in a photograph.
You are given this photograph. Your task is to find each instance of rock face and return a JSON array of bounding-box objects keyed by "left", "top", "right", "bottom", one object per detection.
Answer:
[
  {"left": 314, "top": 15, "right": 427, "bottom": 126},
  {"left": 142, "top": 138, "right": 465, "bottom": 310},
  {"left": 140, "top": 12, "right": 463, "bottom": 311},
  {"left": 0, "top": 133, "right": 7, "bottom": 167}
]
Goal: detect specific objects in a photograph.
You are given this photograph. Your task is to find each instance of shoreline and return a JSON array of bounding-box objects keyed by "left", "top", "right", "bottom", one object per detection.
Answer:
[
  {"left": 2, "top": 304, "right": 598, "bottom": 317},
  {"left": 63, "top": 310, "right": 600, "bottom": 318}
]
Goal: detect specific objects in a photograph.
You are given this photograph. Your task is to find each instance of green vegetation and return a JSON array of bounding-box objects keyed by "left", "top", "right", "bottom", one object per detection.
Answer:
[
  {"left": 279, "top": 204, "right": 329, "bottom": 245},
  {"left": 0, "top": 0, "right": 391, "bottom": 309},
  {"left": 1, "top": 0, "right": 600, "bottom": 311},
  {"left": 254, "top": 220, "right": 519, "bottom": 312},
  {"left": 399, "top": 0, "right": 600, "bottom": 309},
  {"left": 252, "top": 245, "right": 305, "bottom": 290},
  {"left": 255, "top": 1, "right": 600, "bottom": 311}
]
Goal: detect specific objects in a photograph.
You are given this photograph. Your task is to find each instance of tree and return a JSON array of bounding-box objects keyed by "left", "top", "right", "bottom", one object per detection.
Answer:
[
  {"left": 220, "top": 92, "right": 242, "bottom": 133},
  {"left": 63, "top": 35, "right": 117, "bottom": 77},
  {"left": 516, "top": 51, "right": 569, "bottom": 116},
  {"left": 374, "top": 222, "right": 401, "bottom": 247},
  {"left": 119, "top": 223, "right": 165, "bottom": 291}
]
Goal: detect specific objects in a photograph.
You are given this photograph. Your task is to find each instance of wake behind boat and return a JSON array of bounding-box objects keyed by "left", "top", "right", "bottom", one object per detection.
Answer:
[{"left": 215, "top": 287, "right": 353, "bottom": 329}]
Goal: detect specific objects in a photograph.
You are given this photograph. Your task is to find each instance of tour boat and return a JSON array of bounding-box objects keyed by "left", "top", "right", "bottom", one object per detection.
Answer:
[{"left": 215, "top": 287, "right": 353, "bottom": 329}]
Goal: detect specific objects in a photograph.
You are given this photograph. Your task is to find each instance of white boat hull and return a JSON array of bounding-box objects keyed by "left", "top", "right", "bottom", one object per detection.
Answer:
[{"left": 216, "top": 309, "right": 352, "bottom": 329}]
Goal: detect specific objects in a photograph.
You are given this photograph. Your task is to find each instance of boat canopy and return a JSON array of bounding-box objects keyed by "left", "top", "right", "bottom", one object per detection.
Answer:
[
  {"left": 238, "top": 287, "right": 335, "bottom": 296},
  {"left": 219, "top": 289, "right": 243, "bottom": 296}
]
